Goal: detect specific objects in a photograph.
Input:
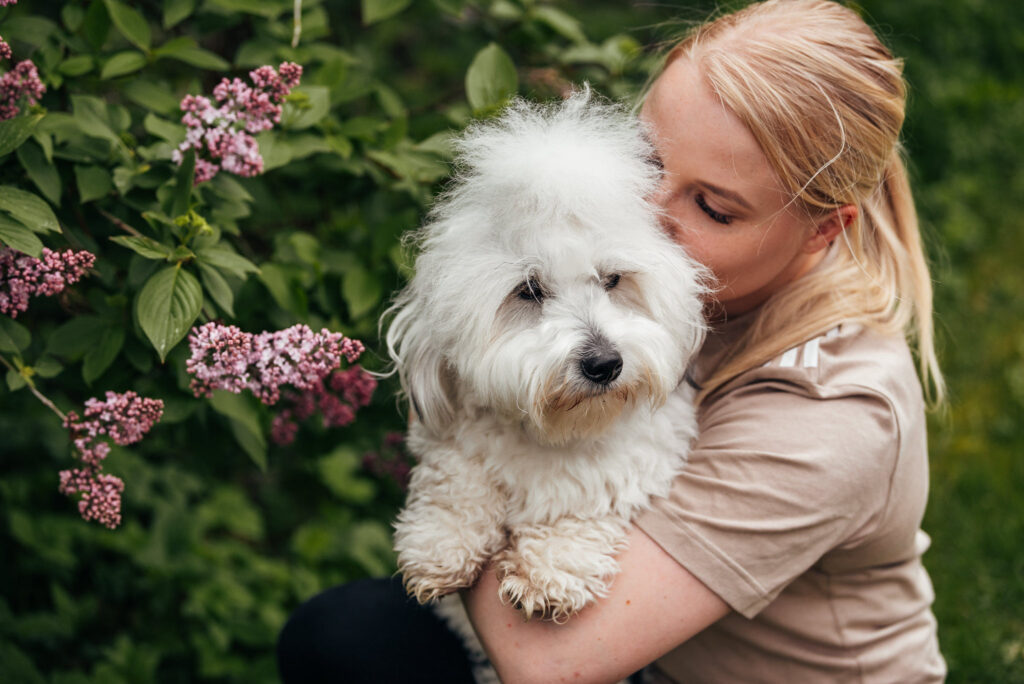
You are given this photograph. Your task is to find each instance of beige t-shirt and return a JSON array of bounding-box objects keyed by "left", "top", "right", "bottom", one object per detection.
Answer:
[{"left": 636, "top": 316, "right": 946, "bottom": 683}]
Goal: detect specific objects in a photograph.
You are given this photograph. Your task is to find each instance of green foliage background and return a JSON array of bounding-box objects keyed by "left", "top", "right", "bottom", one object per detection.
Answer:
[{"left": 0, "top": 0, "right": 1021, "bottom": 681}]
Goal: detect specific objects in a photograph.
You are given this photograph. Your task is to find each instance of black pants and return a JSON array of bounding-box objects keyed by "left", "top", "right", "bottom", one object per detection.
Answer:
[{"left": 276, "top": 576, "right": 476, "bottom": 683}]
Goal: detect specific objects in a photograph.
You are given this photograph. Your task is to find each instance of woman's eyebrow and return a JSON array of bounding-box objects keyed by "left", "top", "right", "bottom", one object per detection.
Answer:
[{"left": 697, "top": 181, "right": 754, "bottom": 211}]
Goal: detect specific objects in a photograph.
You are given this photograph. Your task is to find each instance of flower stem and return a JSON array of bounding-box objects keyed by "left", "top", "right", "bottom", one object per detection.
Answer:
[
  {"left": 97, "top": 208, "right": 144, "bottom": 238},
  {"left": 0, "top": 354, "right": 67, "bottom": 423},
  {"left": 292, "top": 0, "right": 303, "bottom": 47}
]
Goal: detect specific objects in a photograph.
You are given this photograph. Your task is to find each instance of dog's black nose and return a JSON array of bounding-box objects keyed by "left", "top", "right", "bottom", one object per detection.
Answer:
[{"left": 580, "top": 352, "right": 623, "bottom": 385}]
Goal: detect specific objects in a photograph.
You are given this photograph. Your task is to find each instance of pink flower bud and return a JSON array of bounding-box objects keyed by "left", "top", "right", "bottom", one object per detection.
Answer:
[
  {"left": 1, "top": 247, "right": 95, "bottom": 318},
  {"left": 173, "top": 62, "right": 302, "bottom": 184},
  {"left": 0, "top": 59, "right": 45, "bottom": 121},
  {"left": 60, "top": 391, "right": 164, "bottom": 528}
]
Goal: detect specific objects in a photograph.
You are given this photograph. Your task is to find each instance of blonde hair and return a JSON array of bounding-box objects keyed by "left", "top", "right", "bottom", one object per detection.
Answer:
[{"left": 652, "top": 0, "right": 944, "bottom": 404}]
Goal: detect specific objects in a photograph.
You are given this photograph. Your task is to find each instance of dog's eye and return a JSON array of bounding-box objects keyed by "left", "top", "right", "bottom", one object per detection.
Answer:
[
  {"left": 604, "top": 273, "right": 621, "bottom": 290},
  {"left": 515, "top": 278, "right": 544, "bottom": 303}
]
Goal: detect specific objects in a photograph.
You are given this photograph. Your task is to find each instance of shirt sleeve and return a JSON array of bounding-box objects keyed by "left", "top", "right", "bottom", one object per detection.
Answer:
[{"left": 634, "top": 382, "right": 899, "bottom": 618}]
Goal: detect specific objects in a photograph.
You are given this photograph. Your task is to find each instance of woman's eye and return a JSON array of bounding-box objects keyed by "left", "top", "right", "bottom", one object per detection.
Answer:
[
  {"left": 515, "top": 278, "right": 544, "bottom": 302},
  {"left": 696, "top": 193, "right": 732, "bottom": 225},
  {"left": 604, "top": 273, "right": 621, "bottom": 290}
]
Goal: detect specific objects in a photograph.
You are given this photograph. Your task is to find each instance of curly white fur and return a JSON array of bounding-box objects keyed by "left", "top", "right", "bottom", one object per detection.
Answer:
[{"left": 386, "top": 89, "right": 708, "bottom": 632}]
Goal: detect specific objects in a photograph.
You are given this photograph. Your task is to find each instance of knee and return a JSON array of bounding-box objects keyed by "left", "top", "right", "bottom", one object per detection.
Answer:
[
  {"left": 276, "top": 577, "right": 475, "bottom": 684},
  {"left": 276, "top": 580, "right": 376, "bottom": 682}
]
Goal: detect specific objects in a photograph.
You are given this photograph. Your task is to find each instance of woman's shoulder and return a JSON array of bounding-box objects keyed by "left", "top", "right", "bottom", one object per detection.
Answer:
[
  {"left": 690, "top": 322, "right": 924, "bottom": 490},
  {"left": 709, "top": 322, "right": 925, "bottom": 417}
]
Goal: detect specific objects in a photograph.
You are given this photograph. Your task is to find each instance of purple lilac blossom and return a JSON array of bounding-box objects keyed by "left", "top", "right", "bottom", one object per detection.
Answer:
[
  {"left": 186, "top": 321, "right": 363, "bottom": 405},
  {"left": 59, "top": 391, "right": 165, "bottom": 529},
  {"left": 0, "top": 59, "right": 46, "bottom": 121},
  {"left": 270, "top": 365, "right": 377, "bottom": 445},
  {"left": 0, "top": 247, "right": 95, "bottom": 318},
  {"left": 172, "top": 62, "right": 302, "bottom": 184},
  {"left": 0, "top": 37, "right": 11, "bottom": 61},
  {"left": 362, "top": 432, "right": 415, "bottom": 490}
]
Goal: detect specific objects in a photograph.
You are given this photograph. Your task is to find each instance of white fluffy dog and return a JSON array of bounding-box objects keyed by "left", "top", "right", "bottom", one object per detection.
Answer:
[{"left": 386, "top": 90, "right": 708, "bottom": 626}]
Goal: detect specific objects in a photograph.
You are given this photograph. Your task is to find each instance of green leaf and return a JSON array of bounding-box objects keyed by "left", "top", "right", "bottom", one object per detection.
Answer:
[
  {"left": 198, "top": 262, "right": 235, "bottom": 317},
  {"left": 465, "top": 42, "right": 518, "bottom": 113},
  {"left": 46, "top": 316, "right": 107, "bottom": 360},
  {"left": 82, "top": 0, "right": 112, "bottom": 50},
  {"left": 531, "top": 6, "right": 587, "bottom": 43},
  {"left": 0, "top": 640, "right": 47, "bottom": 684},
  {"left": 0, "top": 186, "right": 60, "bottom": 234},
  {"left": 6, "top": 368, "right": 27, "bottom": 391},
  {"left": 0, "top": 17, "right": 59, "bottom": 49},
  {"left": 16, "top": 140, "right": 62, "bottom": 206},
  {"left": 122, "top": 78, "right": 181, "bottom": 114},
  {"left": 342, "top": 265, "right": 383, "bottom": 319},
  {"left": 0, "top": 113, "right": 44, "bottom": 157},
  {"left": 194, "top": 246, "right": 259, "bottom": 279},
  {"left": 205, "top": 0, "right": 286, "bottom": 19},
  {"left": 83, "top": 325, "right": 126, "bottom": 384},
  {"left": 33, "top": 356, "right": 63, "bottom": 378},
  {"left": 101, "top": 50, "right": 148, "bottom": 79},
  {"left": 102, "top": 0, "right": 152, "bottom": 51},
  {"left": 347, "top": 521, "right": 396, "bottom": 576},
  {"left": 254, "top": 131, "right": 291, "bottom": 171},
  {"left": 70, "top": 95, "right": 122, "bottom": 146},
  {"left": 163, "top": 0, "right": 197, "bottom": 28},
  {"left": 209, "top": 390, "right": 267, "bottom": 471},
  {"left": 62, "top": 5, "right": 87, "bottom": 32},
  {"left": 0, "top": 215, "right": 43, "bottom": 257},
  {"left": 0, "top": 317, "right": 31, "bottom": 354},
  {"left": 258, "top": 262, "right": 297, "bottom": 310},
  {"left": 135, "top": 265, "right": 203, "bottom": 362},
  {"left": 366, "top": 147, "right": 448, "bottom": 183},
  {"left": 319, "top": 448, "right": 375, "bottom": 503},
  {"left": 74, "top": 165, "right": 113, "bottom": 203},
  {"left": 153, "top": 37, "right": 230, "bottom": 70},
  {"left": 143, "top": 113, "right": 185, "bottom": 143},
  {"left": 282, "top": 86, "right": 331, "bottom": 130},
  {"left": 110, "top": 235, "right": 173, "bottom": 260},
  {"left": 58, "top": 55, "right": 96, "bottom": 76},
  {"left": 362, "top": 0, "right": 412, "bottom": 24}
]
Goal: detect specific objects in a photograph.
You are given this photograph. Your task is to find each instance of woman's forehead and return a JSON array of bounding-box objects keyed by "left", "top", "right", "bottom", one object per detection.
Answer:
[{"left": 643, "top": 59, "right": 783, "bottom": 199}]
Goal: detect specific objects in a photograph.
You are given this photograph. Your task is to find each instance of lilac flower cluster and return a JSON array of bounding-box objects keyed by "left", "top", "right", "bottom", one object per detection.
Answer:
[
  {"left": 59, "top": 391, "right": 165, "bottom": 529},
  {"left": 270, "top": 365, "right": 377, "bottom": 445},
  {"left": 0, "top": 37, "right": 10, "bottom": 61},
  {"left": 0, "top": 0, "right": 19, "bottom": 6},
  {"left": 186, "top": 321, "right": 364, "bottom": 405},
  {"left": 0, "top": 247, "right": 95, "bottom": 318},
  {"left": 172, "top": 62, "right": 302, "bottom": 184},
  {"left": 362, "top": 432, "right": 415, "bottom": 490},
  {"left": 0, "top": 59, "right": 46, "bottom": 121}
]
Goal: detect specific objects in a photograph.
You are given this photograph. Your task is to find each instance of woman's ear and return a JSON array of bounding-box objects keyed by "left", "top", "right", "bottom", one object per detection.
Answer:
[{"left": 803, "top": 204, "right": 858, "bottom": 254}]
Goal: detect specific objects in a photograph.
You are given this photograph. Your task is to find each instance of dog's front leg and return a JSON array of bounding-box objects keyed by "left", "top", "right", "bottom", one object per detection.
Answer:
[
  {"left": 394, "top": 447, "right": 507, "bottom": 604},
  {"left": 495, "top": 515, "right": 629, "bottom": 622}
]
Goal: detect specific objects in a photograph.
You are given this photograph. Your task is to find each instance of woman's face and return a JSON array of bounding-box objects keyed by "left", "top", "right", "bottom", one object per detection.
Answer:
[{"left": 641, "top": 57, "right": 830, "bottom": 317}]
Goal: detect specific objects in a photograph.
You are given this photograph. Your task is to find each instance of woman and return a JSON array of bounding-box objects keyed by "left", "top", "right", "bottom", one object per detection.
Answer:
[{"left": 277, "top": 1, "right": 946, "bottom": 681}]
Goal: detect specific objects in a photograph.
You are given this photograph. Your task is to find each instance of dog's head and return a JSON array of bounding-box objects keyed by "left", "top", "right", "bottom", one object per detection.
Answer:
[{"left": 386, "top": 89, "right": 708, "bottom": 445}]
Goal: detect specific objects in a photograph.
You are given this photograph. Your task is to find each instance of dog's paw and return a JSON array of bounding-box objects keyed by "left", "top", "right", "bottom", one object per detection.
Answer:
[
  {"left": 497, "top": 572, "right": 595, "bottom": 623},
  {"left": 400, "top": 561, "right": 481, "bottom": 605},
  {"left": 495, "top": 551, "right": 597, "bottom": 623},
  {"left": 497, "top": 571, "right": 547, "bottom": 621}
]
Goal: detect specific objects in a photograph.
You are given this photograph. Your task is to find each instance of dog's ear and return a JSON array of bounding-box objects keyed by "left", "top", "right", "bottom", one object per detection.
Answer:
[{"left": 384, "top": 294, "right": 458, "bottom": 436}]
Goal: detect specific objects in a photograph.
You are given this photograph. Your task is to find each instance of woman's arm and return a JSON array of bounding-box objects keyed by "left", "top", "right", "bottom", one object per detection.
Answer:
[{"left": 462, "top": 525, "right": 729, "bottom": 684}]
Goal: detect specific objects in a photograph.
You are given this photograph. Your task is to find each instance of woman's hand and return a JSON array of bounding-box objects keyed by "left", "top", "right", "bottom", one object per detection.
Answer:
[{"left": 462, "top": 525, "right": 729, "bottom": 684}]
